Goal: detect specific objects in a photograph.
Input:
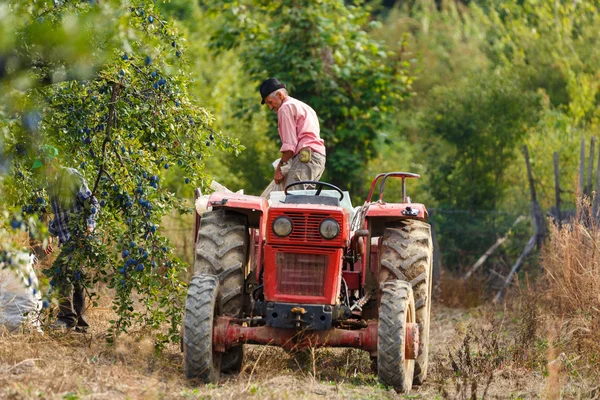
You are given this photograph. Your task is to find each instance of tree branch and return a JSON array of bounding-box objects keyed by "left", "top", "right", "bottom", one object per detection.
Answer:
[{"left": 93, "top": 82, "right": 122, "bottom": 195}]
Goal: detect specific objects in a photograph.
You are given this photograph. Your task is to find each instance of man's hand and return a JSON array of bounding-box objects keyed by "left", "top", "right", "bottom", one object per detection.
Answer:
[
  {"left": 274, "top": 166, "right": 285, "bottom": 184},
  {"left": 87, "top": 225, "right": 94, "bottom": 234},
  {"left": 44, "top": 236, "right": 54, "bottom": 255}
]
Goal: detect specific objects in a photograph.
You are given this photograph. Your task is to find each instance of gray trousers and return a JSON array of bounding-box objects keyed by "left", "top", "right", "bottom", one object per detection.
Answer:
[
  {"left": 261, "top": 150, "right": 326, "bottom": 198},
  {"left": 282, "top": 150, "right": 326, "bottom": 190}
]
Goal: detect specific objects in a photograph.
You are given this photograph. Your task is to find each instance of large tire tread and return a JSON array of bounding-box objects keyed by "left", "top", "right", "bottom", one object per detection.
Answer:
[
  {"left": 377, "top": 280, "right": 415, "bottom": 393},
  {"left": 184, "top": 274, "right": 220, "bottom": 382}
]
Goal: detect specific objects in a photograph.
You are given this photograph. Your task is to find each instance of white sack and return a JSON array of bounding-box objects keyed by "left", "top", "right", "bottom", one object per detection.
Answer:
[
  {"left": 261, "top": 158, "right": 291, "bottom": 199},
  {"left": 0, "top": 252, "right": 42, "bottom": 332},
  {"left": 195, "top": 180, "right": 244, "bottom": 216}
]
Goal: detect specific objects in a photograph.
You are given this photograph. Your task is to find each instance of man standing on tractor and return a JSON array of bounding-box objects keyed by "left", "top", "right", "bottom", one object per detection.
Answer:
[
  {"left": 259, "top": 78, "right": 326, "bottom": 190},
  {"left": 32, "top": 145, "right": 99, "bottom": 332}
]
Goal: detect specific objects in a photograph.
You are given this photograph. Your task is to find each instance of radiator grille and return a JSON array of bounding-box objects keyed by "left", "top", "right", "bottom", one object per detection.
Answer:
[
  {"left": 287, "top": 212, "right": 326, "bottom": 243},
  {"left": 275, "top": 252, "right": 327, "bottom": 296}
]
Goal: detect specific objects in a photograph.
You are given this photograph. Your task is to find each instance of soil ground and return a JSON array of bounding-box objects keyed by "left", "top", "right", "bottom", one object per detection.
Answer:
[{"left": 0, "top": 302, "right": 548, "bottom": 400}]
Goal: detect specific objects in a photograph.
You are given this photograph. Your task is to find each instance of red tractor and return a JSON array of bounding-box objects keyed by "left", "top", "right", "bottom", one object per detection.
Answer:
[{"left": 183, "top": 172, "right": 433, "bottom": 392}]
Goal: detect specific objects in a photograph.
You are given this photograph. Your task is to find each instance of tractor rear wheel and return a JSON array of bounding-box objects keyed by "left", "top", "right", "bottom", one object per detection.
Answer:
[
  {"left": 379, "top": 220, "right": 433, "bottom": 386},
  {"left": 183, "top": 274, "right": 220, "bottom": 382},
  {"left": 377, "top": 280, "right": 416, "bottom": 392},
  {"left": 194, "top": 209, "right": 248, "bottom": 374}
]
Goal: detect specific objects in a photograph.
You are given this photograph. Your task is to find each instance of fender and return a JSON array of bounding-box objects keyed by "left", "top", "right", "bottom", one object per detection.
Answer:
[
  {"left": 365, "top": 202, "right": 428, "bottom": 238},
  {"left": 207, "top": 192, "right": 268, "bottom": 228}
]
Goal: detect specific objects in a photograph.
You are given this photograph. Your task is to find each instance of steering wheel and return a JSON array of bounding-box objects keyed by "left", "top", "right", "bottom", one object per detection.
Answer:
[{"left": 284, "top": 181, "right": 344, "bottom": 201}]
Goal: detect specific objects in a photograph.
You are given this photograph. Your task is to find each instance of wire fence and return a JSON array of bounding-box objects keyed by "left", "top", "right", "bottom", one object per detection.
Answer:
[
  {"left": 162, "top": 206, "right": 552, "bottom": 274},
  {"left": 429, "top": 208, "right": 534, "bottom": 273}
]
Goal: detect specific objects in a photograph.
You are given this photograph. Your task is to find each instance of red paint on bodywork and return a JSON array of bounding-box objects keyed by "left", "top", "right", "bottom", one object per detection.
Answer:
[
  {"left": 365, "top": 202, "right": 428, "bottom": 220},
  {"left": 208, "top": 192, "right": 268, "bottom": 213},
  {"left": 342, "top": 271, "right": 361, "bottom": 290}
]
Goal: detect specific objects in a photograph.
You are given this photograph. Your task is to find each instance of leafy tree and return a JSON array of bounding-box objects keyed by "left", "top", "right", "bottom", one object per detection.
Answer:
[
  {"left": 423, "top": 72, "right": 540, "bottom": 210},
  {"left": 1, "top": 0, "right": 240, "bottom": 345},
  {"left": 158, "top": 1, "right": 274, "bottom": 195},
  {"left": 483, "top": 0, "right": 600, "bottom": 209},
  {"left": 207, "top": 0, "right": 415, "bottom": 195},
  {"left": 368, "top": 0, "right": 600, "bottom": 271}
]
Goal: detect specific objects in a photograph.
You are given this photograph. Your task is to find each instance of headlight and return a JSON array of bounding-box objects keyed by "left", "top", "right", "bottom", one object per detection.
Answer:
[
  {"left": 273, "top": 216, "right": 293, "bottom": 237},
  {"left": 319, "top": 218, "right": 340, "bottom": 240}
]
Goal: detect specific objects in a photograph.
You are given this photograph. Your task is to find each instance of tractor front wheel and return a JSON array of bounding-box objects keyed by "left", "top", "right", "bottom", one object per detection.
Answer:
[
  {"left": 183, "top": 274, "right": 221, "bottom": 382},
  {"left": 377, "top": 280, "right": 416, "bottom": 393}
]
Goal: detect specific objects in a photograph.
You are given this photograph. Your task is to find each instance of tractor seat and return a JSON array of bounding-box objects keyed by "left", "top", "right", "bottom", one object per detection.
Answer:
[{"left": 284, "top": 194, "right": 340, "bottom": 206}]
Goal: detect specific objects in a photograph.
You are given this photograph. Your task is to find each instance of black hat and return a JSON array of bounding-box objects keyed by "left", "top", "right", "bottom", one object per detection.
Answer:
[{"left": 259, "top": 78, "right": 286, "bottom": 104}]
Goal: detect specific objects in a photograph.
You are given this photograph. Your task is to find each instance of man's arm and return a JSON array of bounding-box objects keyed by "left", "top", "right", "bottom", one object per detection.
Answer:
[
  {"left": 44, "top": 235, "right": 54, "bottom": 254},
  {"left": 74, "top": 170, "right": 99, "bottom": 232},
  {"left": 277, "top": 106, "right": 298, "bottom": 154},
  {"left": 275, "top": 106, "right": 298, "bottom": 184},
  {"left": 86, "top": 195, "right": 99, "bottom": 232},
  {"left": 274, "top": 150, "right": 294, "bottom": 184}
]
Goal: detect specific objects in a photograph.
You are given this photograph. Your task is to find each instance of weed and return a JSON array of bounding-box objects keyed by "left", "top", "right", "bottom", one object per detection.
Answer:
[{"left": 438, "top": 328, "right": 498, "bottom": 399}]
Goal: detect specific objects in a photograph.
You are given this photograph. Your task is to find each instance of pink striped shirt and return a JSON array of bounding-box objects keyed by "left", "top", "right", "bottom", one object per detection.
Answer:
[{"left": 277, "top": 97, "right": 326, "bottom": 156}]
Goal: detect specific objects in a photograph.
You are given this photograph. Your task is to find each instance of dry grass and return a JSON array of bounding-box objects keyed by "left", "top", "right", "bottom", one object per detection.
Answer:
[
  {"left": 541, "top": 204, "right": 600, "bottom": 357},
  {"left": 432, "top": 198, "right": 600, "bottom": 398},
  {"left": 0, "top": 291, "right": 398, "bottom": 400},
  {"left": 531, "top": 198, "right": 600, "bottom": 397},
  {"left": 430, "top": 300, "right": 547, "bottom": 399},
  {"left": 3, "top": 299, "right": 522, "bottom": 400}
]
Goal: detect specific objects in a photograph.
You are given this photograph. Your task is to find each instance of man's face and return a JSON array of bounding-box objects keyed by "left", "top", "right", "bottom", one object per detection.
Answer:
[{"left": 264, "top": 93, "right": 283, "bottom": 113}]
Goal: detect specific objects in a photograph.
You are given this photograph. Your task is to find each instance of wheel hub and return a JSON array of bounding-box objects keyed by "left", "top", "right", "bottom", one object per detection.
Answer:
[{"left": 405, "top": 322, "right": 420, "bottom": 360}]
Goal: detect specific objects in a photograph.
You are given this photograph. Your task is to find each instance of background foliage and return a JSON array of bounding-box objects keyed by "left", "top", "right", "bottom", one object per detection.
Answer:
[
  {"left": 1, "top": 0, "right": 241, "bottom": 344},
  {"left": 206, "top": 0, "right": 416, "bottom": 195}
]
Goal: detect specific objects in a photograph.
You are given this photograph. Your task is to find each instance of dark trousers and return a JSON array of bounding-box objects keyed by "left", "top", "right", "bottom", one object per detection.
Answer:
[
  {"left": 57, "top": 282, "right": 88, "bottom": 327},
  {"left": 52, "top": 251, "right": 89, "bottom": 328}
]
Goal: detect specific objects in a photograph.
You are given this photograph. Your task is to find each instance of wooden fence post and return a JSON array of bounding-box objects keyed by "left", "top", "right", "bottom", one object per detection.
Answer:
[
  {"left": 494, "top": 145, "right": 545, "bottom": 302},
  {"left": 523, "top": 145, "right": 546, "bottom": 245},
  {"left": 587, "top": 137, "right": 595, "bottom": 196},
  {"left": 554, "top": 152, "right": 561, "bottom": 224},
  {"left": 594, "top": 143, "right": 600, "bottom": 219},
  {"left": 580, "top": 137, "right": 586, "bottom": 196}
]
